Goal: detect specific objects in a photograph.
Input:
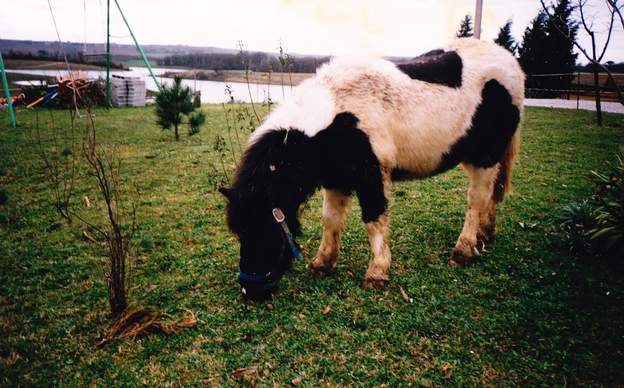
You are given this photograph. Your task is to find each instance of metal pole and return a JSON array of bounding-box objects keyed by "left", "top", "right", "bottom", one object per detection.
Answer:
[
  {"left": 576, "top": 72, "right": 580, "bottom": 110},
  {"left": 0, "top": 52, "right": 16, "bottom": 128},
  {"left": 474, "top": 0, "right": 483, "bottom": 39},
  {"left": 83, "top": 0, "right": 88, "bottom": 55},
  {"left": 113, "top": 0, "right": 161, "bottom": 91},
  {"left": 106, "top": 0, "right": 111, "bottom": 107}
]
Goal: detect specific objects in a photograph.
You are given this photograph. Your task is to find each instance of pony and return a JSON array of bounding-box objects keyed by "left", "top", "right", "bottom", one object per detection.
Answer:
[{"left": 220, "top": 38, "right": 524, "bottom": 300}]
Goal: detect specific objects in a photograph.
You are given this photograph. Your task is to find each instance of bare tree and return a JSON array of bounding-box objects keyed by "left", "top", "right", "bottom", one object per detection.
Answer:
[
  {"left": 80, "top": 108, "right": 137, "bottom": 316},
  {"left": 577, "top": 0, "right": 615, "bottom": 125},
  {"left": 32, "top": 98, "right": 137, "bottom": 318},
  {"left": 541, "top": 0, "right": 623, "bottom": 126},
  {"left": 608, "top": 0, "right": 624, "bottom": 30}
]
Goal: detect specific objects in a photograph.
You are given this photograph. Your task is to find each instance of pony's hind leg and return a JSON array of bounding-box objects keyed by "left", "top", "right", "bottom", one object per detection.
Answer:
[
  {"left": 309, "top": 189, "right": 351, "bottom": 276},
  {"left": 449, "top": 164, "right": 498, "bottom": 267}
]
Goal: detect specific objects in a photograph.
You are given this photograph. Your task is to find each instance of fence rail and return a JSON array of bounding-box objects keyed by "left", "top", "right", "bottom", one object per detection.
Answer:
[{"left": 525, "top": 72, "right": 624, "bottom": 105}]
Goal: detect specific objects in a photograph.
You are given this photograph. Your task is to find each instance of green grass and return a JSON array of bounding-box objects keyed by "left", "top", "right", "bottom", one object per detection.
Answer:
[{"left": 1, "top": 106, "right": 623, "bottom": 386}]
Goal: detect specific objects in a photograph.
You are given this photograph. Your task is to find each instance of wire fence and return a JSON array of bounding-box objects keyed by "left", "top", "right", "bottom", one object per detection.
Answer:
[{"left": 525, "top": 72, "right": 624, "bottom": 105}]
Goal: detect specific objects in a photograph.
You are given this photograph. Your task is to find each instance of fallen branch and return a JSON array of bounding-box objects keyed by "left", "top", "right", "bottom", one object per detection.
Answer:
[
  {"left": 81, "top": 230, "right": 98, "bottom": 244},
  {"left": 96, "top": 308, "right": 197, "bottom": 348},
  {"left": 399, "top": 286, "right": 413, "bottom": 303}
]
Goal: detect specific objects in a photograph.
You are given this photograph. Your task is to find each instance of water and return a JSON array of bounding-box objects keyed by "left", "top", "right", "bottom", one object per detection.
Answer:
[{"left": 7, "top": 67, "right": 294, "bottom": 104}]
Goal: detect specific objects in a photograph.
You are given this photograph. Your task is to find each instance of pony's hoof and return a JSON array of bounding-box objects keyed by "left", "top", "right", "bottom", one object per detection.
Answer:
[
  {"left": 477, "top": 228, "right": 496, "bottom": 253},
  {"left": 362, "top": 276, "right": 388, "bottom": 289},
  {"left": 448, "top": 250, "right": 477, "bottom": 267},
  {"left": 476, "top": 236, "right": 495, "bottom": 254},
  {"left": 309, "top": 259, "right": 335, "bottom": 277}
]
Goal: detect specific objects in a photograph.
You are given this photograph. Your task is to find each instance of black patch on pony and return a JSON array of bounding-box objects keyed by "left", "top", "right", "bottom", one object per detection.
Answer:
[
  {"left": 390, "top": 167, "right": 427, "bottom": 181},
  {"left": 225, "top": 112, "right": 387, "bottom": 236},
  {"left": 223, "top": 112, "right": 386, "bottom": 297},
  {"left": 436, "top": 79, "right": 520, "bottom": 173},
  {"left": 396, "top": 50, "right": 463, "bottom": 88},
  {"left": 419, "top": 49, "right": 446, "bottom": 57},
  {"left": 313, "top": 113, "right": 386, "bottom": 223}
]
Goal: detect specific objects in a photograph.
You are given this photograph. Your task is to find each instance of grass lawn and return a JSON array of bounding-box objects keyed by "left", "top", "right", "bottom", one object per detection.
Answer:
[{"left": 1, "top": 105, "right": 623, "bottom": 386}]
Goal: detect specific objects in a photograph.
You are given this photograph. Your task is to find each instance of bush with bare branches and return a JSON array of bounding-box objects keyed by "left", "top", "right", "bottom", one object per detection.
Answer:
[{"left": 31, "top": 101, "right": 137, "bottom": 318}]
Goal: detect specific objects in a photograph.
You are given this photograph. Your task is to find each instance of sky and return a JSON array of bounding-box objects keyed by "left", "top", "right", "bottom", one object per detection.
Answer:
[{"left": 2, "top": 0, "right": 623, "bottom": 63}]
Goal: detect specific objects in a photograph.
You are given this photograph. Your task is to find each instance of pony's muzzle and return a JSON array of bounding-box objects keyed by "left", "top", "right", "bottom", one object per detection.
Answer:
[
  {"left": 238, "top": 271, "right": 279, "bottom": 301},
  {"left": 239, "top": 281, "right": 275, "bottom": 301}
]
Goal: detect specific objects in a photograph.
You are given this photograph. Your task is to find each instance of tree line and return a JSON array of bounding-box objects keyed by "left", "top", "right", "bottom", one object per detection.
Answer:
[
  {"left": 3, "top": 49, "right": 126, "bottom": 69},
  {"left": 159, "top": 51, "right": 330, "bottom": 73}
]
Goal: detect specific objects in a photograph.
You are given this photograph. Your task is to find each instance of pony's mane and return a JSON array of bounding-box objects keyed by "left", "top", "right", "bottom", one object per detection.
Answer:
[{"left": 225, "top": 129, "right": 316, "bottom": 238}]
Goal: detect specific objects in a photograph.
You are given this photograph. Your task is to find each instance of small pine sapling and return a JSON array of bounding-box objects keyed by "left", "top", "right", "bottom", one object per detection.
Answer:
[
  {"left": 188, "top": 111, "right": 206, "bottom": 136},
  {"left": 155, "top": 76, "right": 194, "bottom": 141}
]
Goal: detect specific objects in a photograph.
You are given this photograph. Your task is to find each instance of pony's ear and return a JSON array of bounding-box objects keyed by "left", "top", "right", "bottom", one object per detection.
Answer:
[{"left": 218, "top": 187, "right": 234, "bottom": 201}]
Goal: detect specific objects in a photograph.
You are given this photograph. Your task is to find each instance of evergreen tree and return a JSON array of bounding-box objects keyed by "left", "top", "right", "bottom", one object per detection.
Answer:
[
  {"left": 519, "top": 12, "right": 550, "bottom": 97},
  {"left": 155, "top": 76, "right": 197, "bottom": 141},
  {"left": 518, "top": 12, "right": 549, "bottom": 75},
  {"left": 545, "top": 0, "right": 578, "bottom": 76},
  {"left": 519, "top": 0, "right": 578, "bottom": 97},
  {"left": 456, "top": 15, "right": 474, "bottom": 38},
  {"left": 494, "top": 20, "right": 517, "bottom": 54}
]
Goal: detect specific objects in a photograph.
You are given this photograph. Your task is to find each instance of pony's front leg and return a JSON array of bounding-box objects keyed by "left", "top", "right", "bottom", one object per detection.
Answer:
[
  {"left": 309, "top": 189, "right": 351, "bottom": 276},
  {"left": 363, "top": 213, "right": 391, "bottom": 288},
  {"left": 450, "top": 164, "right": 498, "bottom": 266},
  {"left": 359, "top": 169, "right": 392, "bottom": 289}
]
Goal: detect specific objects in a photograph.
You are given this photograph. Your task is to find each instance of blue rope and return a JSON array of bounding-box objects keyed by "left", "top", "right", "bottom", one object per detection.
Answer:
[{"left": 284, "top": 230, "right": 303, "bottom": 261}]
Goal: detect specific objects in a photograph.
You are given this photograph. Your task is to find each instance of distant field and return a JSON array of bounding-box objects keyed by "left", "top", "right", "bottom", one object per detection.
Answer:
[
  {"left": 0, "top": 106, "right": 623, "bottom": 385},
  {"left": 162, "top": 69, "right": 314, "bottom": 86},
  {"left": 3, "top": 59, "right": 110, "bottom": 71},
  {"left": 120, "top": 59, "right": 149, "bottom": 68}
]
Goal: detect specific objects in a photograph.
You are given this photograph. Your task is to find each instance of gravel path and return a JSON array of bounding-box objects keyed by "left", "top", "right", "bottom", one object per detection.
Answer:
[{"left": 525, "top": 98, "right": 624, "bottom": 114}]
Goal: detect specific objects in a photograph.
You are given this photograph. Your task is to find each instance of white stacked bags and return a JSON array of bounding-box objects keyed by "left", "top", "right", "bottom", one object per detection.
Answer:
[{"left": 111, "top": 76, "right": 146, "bottom": 107}]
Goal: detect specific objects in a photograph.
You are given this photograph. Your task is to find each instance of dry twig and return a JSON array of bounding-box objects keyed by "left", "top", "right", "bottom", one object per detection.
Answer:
[{"left": 96, "top": 308, "right": 198, "bottom": 348}]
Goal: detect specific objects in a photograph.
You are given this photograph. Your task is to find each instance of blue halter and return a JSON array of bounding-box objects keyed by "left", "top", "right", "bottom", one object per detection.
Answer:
[
  {"left": 238, "top": 207, "right": 303, "bottom": 288},
  {"left": 272, "top": 208, "right": 304, "bottom": 261}
]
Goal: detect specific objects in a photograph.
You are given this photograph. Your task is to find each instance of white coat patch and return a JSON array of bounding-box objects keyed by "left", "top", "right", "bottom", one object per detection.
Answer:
[{"left": 249, "top": 79, "right": 336, "bottom": 143}]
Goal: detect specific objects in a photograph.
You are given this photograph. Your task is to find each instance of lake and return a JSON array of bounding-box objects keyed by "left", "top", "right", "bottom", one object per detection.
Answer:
[{"left": 6, "top": 67, "right": 294, "bottom": 104}]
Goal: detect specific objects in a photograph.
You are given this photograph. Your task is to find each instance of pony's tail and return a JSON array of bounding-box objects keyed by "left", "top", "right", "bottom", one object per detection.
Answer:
[{"left": 492, "top": 132, "right": 520, "bottom": 203}]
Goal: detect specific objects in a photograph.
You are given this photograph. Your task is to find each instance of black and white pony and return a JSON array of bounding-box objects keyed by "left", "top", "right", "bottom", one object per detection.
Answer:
[{"left": 220, "top": 38, "right": 524, "bottom": 300}]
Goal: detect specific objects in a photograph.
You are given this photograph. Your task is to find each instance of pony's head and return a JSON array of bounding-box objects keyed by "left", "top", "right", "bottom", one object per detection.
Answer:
[{"left": 220, "top": 129, "right": 316, "bottom": 301}]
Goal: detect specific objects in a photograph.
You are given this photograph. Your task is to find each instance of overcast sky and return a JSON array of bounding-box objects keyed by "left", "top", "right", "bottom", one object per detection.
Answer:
[{"left": 2, "top": 0, "right": 623, "bottom": 62}]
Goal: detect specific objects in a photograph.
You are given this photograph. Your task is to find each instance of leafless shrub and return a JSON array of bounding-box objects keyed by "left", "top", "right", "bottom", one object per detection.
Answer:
[
  {"left": 32, "top": 100, "right": 137, "bottom": 317},
  {"left": 31, "top": 108, "right": 78, "bottom": 223},
  {"left": 278, "top": 42, "right": 296, "bottom": 98},
  {"left": 219, "top": 83, "right": 257, "bottom": 163},
  {"left": 265, "top": 62, "right": 273, "bottom": 114},
  {"left": 213, "top": 41, "right": 299, "bottom": 189},
  {"left": 79, "top": 108, "right": 137, "bottom": 317},
  {"left": 237, "top": 41, "right": 261, "bottom": 124}
]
